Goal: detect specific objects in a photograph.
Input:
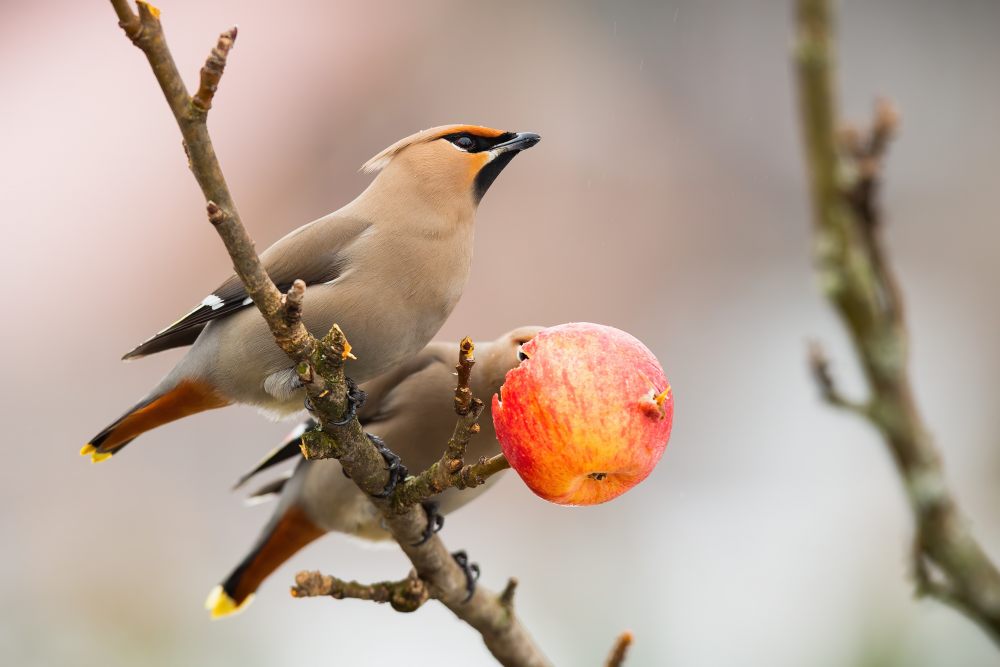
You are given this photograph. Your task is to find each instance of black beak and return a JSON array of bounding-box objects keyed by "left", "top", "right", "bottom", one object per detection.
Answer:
[
  {"left": 473, "top": 131, "right": 540, "bottom": 203},
  {"left": 490, "top": 132, "right": 541, "bottom": 156}
]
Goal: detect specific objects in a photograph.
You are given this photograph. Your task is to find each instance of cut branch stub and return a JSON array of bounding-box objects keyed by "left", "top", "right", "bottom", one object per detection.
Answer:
[
  {"left": 282, "top": 279, "right": 306, "bottom": 328},
  {"left": 499, "top": 577, "right": 518, "bottom": 610}
]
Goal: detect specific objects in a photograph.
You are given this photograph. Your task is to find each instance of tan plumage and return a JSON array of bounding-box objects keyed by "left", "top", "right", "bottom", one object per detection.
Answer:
[
  {"left": 206, "top": 327, "right": 541, "bottom": 618},
  {"left": 81, "top": 125, "right": 539, "bottom": 461}
]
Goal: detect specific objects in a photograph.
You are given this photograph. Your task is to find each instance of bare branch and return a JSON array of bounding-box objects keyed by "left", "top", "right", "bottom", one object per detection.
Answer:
[
  {"left": 603, "top": 631, "right": 634, "bottom": 667},
  {"left": 794, "top": 0, "right": 1000, "bottom": 646},
  {"left": 110, "top": 0, "right": 141, "bottom": 38},
  {"left": 291, "top": 570, "right": 429, "bottom": 613},
  {"left": 459, "top": 454, "right": 512, "bottom": 487},
  {"left": 807, "top": 340, "right": 868, "bottom": 416},
  {"left": 281, "top": 279, "right": 306, "bottom": 327},
  {"left": 390, "top": 340, "right": 510, "bottom": 511},
  {"left": 192, "top": 27, "right": 237, "bottom": 112},
  {"left": 107, "top": 3, "right": 551, "bottom": 664},
  {"left": 385, "top": 505, "right": 549, "bottom": 667},
  {"left": 454, "top": 336, "right": 476, "bottom": 416},
  {"left": 109, "top": 0, "right": 386, "bottom": 498}
]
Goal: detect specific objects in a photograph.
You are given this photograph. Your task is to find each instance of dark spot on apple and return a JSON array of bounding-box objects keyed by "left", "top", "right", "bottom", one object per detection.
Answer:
[{"left": 588, "top": 472, "right": 608, "bottom": 481}]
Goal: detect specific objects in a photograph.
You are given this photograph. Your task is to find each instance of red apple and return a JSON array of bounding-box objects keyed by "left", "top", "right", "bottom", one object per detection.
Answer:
[{"left": 492, "top": 322, "right": 673, "bottom": 505}]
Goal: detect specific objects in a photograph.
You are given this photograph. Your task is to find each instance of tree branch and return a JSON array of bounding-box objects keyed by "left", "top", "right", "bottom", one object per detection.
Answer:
[
  {"left": 794, "top": 0, "right": 1000, "bottom": 646},
  {"left": 291, "top": 570, "right": 429, "bottom": 613},
  {"left": 390, "top": 339, "right": 511, "bottom": 510},
  {"left": 107, "top": 3, "right": 551, "bottom": 665},
  {"left": 603, "top": 631, "right": 634, "bottom": 667},
  {"left": 807, "top": 340, "right": 869, "bottom": 416}
]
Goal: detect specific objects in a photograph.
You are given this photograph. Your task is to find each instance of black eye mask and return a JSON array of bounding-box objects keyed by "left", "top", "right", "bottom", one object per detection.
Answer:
[{"left": 441, "top": 132, "right": 517, "bottom": 153}]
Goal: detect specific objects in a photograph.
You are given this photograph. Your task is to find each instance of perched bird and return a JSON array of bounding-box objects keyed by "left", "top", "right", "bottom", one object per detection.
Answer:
[
  {"left": 81, "top": 125, "right": 540, "bottom": 462},
  {"left": 206, "top": 326, "right": 541, "bottom": 618}
]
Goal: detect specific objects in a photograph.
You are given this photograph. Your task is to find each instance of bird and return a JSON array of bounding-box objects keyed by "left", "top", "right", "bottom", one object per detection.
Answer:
[
  {"left": 204, "top": 326, "right": 541, "bottom": 618},
  {"left": 80, "top": 125, "right": 540, "bottom": 462}
]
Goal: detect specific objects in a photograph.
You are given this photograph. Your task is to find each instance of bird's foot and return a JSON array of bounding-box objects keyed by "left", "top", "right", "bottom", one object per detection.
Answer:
[
  {"left": 451, "top": 550, "right": 481, "bottom": 603},
  {"left": 368, "top": 433, "right": 409, "bottom": 498},
  {"left": 331, "top": 377, "right": 367, "bottom": 425},
  {"left": 412, "top": 501, "right": 444, "bottom": 546}
]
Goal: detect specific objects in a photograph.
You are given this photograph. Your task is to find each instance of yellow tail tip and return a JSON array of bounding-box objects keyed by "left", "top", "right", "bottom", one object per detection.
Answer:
[
  {"left": 80, "top": 444, "right": 96, "bottom": 456},
  {"left": 90, "top": 451, "right": 113, "bottom": 464},
  {"left": 205, "top": 585, "right": 254, "bottom": 619}
]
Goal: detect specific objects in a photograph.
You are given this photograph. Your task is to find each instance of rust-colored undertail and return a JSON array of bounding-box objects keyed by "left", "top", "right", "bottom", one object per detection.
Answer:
[
  {"left": 208, "top": 505, "right": 325, "bottom": 618},
  {"left": 81, "top": 380, "right": 230, "bottom": 462}
]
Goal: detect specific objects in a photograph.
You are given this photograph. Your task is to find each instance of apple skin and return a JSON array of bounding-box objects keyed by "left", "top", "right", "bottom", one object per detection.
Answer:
[{"left": 492, "top": 322, "right": 673, "bottom": 506}]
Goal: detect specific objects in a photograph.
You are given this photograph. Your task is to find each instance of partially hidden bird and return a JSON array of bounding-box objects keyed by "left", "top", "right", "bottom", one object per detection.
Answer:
[
  {"left": 81, "top": 126, "right": 540, "bottom": 462},
  {"left": 205, "top": 326, "right": 542, "bottom": 617}
]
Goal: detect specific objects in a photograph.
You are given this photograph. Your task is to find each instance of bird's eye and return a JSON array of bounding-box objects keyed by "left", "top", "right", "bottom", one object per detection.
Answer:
[{"left": 454, "top": 136, "right": 475, "bottom": 150}]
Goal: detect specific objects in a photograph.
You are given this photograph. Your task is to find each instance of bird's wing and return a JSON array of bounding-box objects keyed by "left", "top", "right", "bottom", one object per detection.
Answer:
[
  {"left": 354, "top": 350, "right": 443, "bottom": 425},
  {"left": 230, "top": 349, "right": 445, "bottom": 493},
  {"left": 245, "top": 470, "right": 295, "bottom": 505},
  {"left": 232, "top": 420, "right": 315, "bottom": 490},
  {"left": 122, "top": 214, "right": 372, "bottom": 360}
]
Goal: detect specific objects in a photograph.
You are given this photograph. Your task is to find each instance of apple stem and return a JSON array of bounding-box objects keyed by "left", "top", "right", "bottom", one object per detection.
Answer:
[{"left": 653, "top": 385, "right": 671, "bottom": 408}]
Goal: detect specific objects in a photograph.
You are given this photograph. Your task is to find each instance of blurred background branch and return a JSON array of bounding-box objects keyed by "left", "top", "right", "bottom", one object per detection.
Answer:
[
  {"left": 794, "top": 0, "right": 1000, "bottom": 647},
  {"left": 603, "top": 631, "right": 633, "bottom": 667},
  {"left": 106, "top": 1, "right": 551, "bottom": 665}
]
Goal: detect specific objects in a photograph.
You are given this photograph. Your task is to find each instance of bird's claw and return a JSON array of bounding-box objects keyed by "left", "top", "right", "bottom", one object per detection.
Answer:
[
  {"left": 331, "top": 377, "right": 367, "bottom": 426},
  {"left": 451, "top": 550, "right": 480, "bottom": 603},
  {"left": 412, "top": 501, "right": 444, "bottom": 546},
  {"left": 368, "top": 433, "right": 408, "bottom": 498}
]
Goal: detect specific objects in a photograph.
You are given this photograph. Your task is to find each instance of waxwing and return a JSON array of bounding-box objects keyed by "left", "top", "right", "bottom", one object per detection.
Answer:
[
  {"left": 206, "top": 326, "right": 542, "bottom": 617},
  {"left": 81, "top": 126, "right": 540, "bottom": 461}
]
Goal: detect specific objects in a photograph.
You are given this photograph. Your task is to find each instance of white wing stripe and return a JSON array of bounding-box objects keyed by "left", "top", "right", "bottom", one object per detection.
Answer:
[{"left": 201, "top": 294, "right": 225, "bottom": 310}]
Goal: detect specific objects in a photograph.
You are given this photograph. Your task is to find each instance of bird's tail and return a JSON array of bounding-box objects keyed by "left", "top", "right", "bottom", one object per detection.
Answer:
[
  {"left": 207, "top": 504, "right": 324, "bottom": 618},
  {"left": 81, "top": 379, "right": 229, "bottom": 463}
]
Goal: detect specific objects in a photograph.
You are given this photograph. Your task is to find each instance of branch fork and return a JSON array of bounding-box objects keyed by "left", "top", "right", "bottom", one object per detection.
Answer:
[{"left": 389, "top": 340, "right": 512, "bottom": 512}]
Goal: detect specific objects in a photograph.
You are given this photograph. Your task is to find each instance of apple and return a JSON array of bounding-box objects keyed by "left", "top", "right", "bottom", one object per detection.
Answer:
[{"left": 492, "top": 322, "right": 673, "bottom": 505}]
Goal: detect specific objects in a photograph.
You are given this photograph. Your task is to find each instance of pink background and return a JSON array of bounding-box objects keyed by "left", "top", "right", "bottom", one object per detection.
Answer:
[{"left": 2, "top": 1, "right": 998, "bottom": 665}]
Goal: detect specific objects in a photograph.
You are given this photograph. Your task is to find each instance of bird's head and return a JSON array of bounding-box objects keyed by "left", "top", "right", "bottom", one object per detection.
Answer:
[
  {"left": 475, "top": 325, "right": 544, "bottom": 398},
  {"left": 363, "top": 125, "right": 540, "bottom": 207}
]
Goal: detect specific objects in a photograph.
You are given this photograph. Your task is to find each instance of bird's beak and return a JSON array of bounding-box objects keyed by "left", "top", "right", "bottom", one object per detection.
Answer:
[{"left": 490, "top": 132, "right": 541, "bottom": 157}]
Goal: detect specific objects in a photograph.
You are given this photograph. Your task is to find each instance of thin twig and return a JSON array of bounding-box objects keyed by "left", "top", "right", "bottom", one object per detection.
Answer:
[
  {"left": 794, "top": 0, "right": 1000, "bottom": 647},
  {"left": 390, "top": 339, "right": 508, "bottom": 511},
  {"left": 458, "top": 454, "right": 512, "bottom": 487},
  {"left": 454, "top": 336, "right": 476, "bottom": 416},
  {"left": 291, "top": 570, "right": 429, "bottom": 613},
  {"left": 192, "top": 26, "right": 236, "bottom": 111}
]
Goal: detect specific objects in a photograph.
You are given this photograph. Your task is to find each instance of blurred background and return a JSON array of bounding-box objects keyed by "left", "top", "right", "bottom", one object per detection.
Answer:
[{"left": 2, "top": 0, "right": 999, "bottom": 665}]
